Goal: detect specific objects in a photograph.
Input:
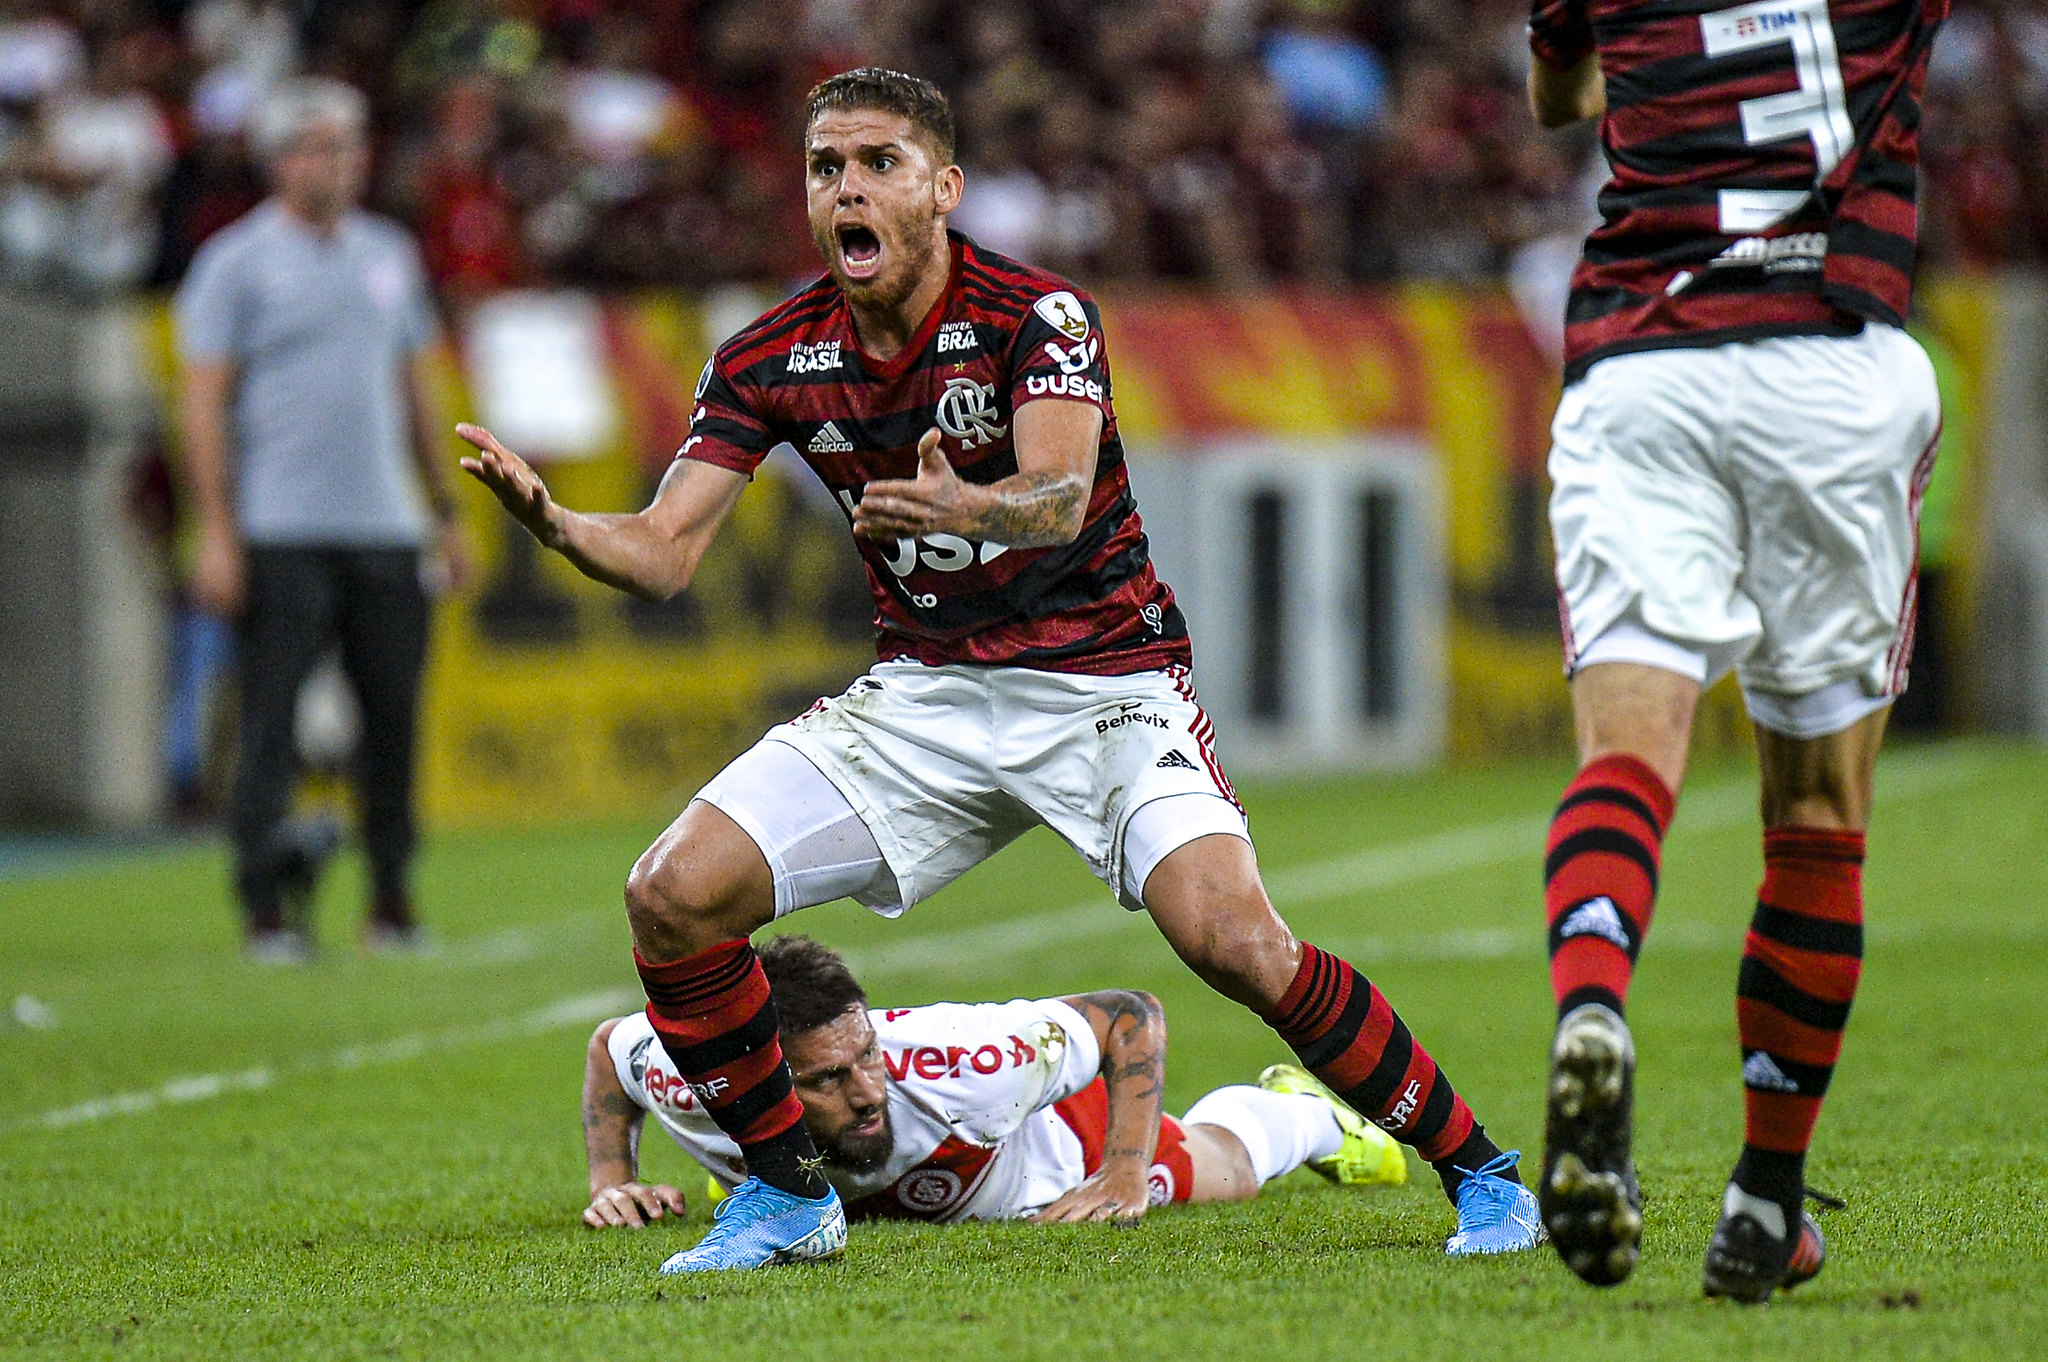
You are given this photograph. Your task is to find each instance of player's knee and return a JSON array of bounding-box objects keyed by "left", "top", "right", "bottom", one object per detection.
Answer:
[
  {"left": 1155, "top": 896, "right": 1298, "bottom": 1011},
  {"left": 623, "top": 844, "right": 749, "bottom": 951}
]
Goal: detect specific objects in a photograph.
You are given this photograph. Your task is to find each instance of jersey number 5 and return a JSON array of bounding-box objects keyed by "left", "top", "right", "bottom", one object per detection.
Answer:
[{"left": 1700, "top": 0, "right": 1852, "bottom": 232}]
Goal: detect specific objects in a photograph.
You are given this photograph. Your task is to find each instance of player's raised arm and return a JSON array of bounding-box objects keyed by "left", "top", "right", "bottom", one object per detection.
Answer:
[
  {"left": 457, "top": 424, "right": 747, "bottom": 601},
  {"left": 582, "top": 1019, "right": 688, "bottom": 1229},
  {"left": 1030, "top": 990, "right": 1166, "bottom": 1224},
  {"left": 852, "top": 400, "right": 1102, "bottom": 549}
]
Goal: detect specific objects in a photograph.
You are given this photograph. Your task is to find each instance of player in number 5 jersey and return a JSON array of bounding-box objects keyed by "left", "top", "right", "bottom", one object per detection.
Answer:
[
  {"left": 460, "top": 68, "right": 1543, "bottom": 1270},
  {"left": 1526, "top": 0, "right": 1947, "bottom": 1301}
]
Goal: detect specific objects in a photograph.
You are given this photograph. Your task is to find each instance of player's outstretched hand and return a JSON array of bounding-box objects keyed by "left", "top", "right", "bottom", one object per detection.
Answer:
[
  {"left": 1028, "top": 1164, "right": 1150, "bottom": 1225},
  {"left": 457, "top": 423, "right": 563, "bottom": 548},
  {"left": 583, "top": 1181, "right": 687, "bottom": 1229},
  {"left": 853, "top": 428, "right": 972, "bottom": 540}
]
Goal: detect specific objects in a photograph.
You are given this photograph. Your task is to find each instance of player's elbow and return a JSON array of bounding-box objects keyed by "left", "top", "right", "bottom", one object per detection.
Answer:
[
  {"left": 1107, "top": 989, "right": 1165, "bottom": 1030},
  {"left": 1046, "top": 484, "right": 1091, "bottom": 545},
  {"left": 631, "top": 523, "right": 708, "bottom": 601}
]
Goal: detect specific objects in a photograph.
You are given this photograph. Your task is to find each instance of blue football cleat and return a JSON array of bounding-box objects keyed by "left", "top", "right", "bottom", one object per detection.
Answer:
[
  {"left": 1445, "top": 1150, "right": 1548, "bottom": 1256},
  {"left": 657, "top": 1178, "right": 847, "bottom": 1273}
]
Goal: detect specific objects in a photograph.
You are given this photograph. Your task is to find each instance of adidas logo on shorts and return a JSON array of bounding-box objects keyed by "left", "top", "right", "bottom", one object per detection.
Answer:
[
  {"left": 1156, "top": 750, "right": 1198, "bottom": 771},
  {"left": 1742, "top": 1051, "right": 1801, "bottom": 1093},
  {"left": 1558, "top": 896, "right": 1632, "bottom": 951},
  {"left": 809, "top": 422, "right": 855, "bottom": 454}
]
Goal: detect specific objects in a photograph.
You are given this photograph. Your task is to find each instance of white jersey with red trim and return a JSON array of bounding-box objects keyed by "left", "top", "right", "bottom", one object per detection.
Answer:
[{"left": 607, "top": 998, "right": 1102, "bottom": 1222}]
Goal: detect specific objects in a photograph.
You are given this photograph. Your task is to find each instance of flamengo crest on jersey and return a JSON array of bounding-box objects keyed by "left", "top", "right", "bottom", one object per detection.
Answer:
[
  {"left": 1529, "top": 0, "right": 1949, "bottom": 382},
  {"left": 674, "top": 231, "right": 1188, "bottom": 676}
]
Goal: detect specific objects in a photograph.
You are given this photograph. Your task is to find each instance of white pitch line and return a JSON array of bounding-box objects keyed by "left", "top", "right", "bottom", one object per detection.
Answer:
[
  {"left": 850, "top": 744, "right": 1986, "bottom": 979},
  {"left": 4, "top": 745, "right": 1989, "bottom": 1131},
  {"left": 16, "top": 987, "right": 639, "bottom": 1132}
]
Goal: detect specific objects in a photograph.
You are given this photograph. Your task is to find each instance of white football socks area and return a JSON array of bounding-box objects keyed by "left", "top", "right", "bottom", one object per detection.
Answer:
[{"left": 1182, "top": 1085, "right": 1345, "bottom": 1186}]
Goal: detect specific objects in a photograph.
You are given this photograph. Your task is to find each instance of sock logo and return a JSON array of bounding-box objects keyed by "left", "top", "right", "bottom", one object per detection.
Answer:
[
  {"left": 688, "top": 1076, "right": 732, "bottom": 1101},
  {"left": 1379, "top": 1078, "right": 1424, "bottom": 1130},
  {"left": 1741, "top": 1051, "right": 1800, "bottom": 1093},
  {"left": 1558, "top": 896, "right": 1632, "bottom": 950}
]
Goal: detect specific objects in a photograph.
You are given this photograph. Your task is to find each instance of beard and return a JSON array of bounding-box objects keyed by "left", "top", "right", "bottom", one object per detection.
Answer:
[
  {"left": 813, "top": 201, "right": 943, "bottom": 315},
  {"left": 822, "top": 1108, "right": 895, "bottom": 1173}
]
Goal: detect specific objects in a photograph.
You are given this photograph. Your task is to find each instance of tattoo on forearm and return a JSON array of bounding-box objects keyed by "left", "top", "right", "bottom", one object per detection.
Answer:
[
  {"left": 1069, "top": 990, "right": 1166, "bottom": 1167},
  {"left": 582, "top": 1089, "right": 638, "bottom": 1131},
  {"left": 969, "top": 471, "right": 1089, "bottom": 548}
]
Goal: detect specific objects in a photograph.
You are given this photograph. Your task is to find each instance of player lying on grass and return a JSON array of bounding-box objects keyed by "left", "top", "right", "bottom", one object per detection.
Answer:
[
  {"left": 581, "top": 936, "right": 1404, "bottom": 1265},
  {"left": 465, "top": 65, "right": 1541, "bottom": 1273}
]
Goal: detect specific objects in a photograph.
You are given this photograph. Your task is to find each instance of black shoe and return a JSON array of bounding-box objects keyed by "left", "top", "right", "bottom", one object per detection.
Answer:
[
  {"left": 274, "top": 815, "right": 343, "bottom": 937},
  {"left": 1541, "top": 1002, "right": 1641, "bottom": 1287},
  {"left": 1702, "top": 1186, "right": 1827, "bottom": 1304}
]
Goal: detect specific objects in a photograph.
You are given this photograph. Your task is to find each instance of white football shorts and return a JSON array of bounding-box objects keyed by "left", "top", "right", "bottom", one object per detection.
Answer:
[
  {"left": 1549, "top": 323, "right": 1941, "bottom": 739},
  {"left": 695, "top": 661, "right": 1248, "bottom": 917}
]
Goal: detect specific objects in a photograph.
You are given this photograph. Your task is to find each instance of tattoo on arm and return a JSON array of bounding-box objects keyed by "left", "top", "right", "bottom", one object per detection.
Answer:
[
  {"left": 966, "top": 470, "right": 1090, "bottom": 549},
  {"left": 1065, "top": 990, "right": 1166, "bottom": 1168},
  {"left": 583, "top": 1050, "right": 646, "bottom": 1184}
]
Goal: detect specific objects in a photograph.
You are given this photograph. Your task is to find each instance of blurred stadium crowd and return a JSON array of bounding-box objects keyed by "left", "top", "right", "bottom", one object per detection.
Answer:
[{"left": 2, "top": 0, "right": 2045, "bottom": 304}]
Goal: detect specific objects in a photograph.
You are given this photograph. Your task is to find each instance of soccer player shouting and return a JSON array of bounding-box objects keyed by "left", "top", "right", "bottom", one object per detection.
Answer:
[
  {"left": 1525, "top": 0, "right": 1947, "bottom": 1299},
  {"left": 579, "top": 936, "right": 1405, "bottom": 1261},
  {"left": 463, "top": 69, "right": 1542, "bottom": 1270}
]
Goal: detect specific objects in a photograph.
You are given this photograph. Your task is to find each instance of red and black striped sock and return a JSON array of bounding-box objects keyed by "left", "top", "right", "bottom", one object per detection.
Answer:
[
  {"left": 1264, "top": 943, "right": 1508, "bottom": 1198},
  {"left": 1732, "top": 827, "right": 1865, "bottom": 1218},
  {"left": 1545, "top": 754, "right": 1676, "bottom": 1020},
  {"left": 635, "top": 940, "right": 828, "bottom": 1199}
]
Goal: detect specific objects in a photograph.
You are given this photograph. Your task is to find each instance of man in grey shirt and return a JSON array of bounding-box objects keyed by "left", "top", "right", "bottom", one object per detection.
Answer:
[{"left": 176, "top": 77, "right": 467, "bottom": 960}]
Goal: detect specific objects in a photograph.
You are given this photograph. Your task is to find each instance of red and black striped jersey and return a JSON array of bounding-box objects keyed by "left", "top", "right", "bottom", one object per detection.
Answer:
[
  {"left": 1529, "top": 0, "right": 1949, "bottom": 381},
  {"left": 677, "top": 231, "right": 1188, "bottom": 675}
]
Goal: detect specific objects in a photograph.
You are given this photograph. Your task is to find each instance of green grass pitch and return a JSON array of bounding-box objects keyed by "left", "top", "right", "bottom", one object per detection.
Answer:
[{"left": 2, "top": 740, "right": 2044, "bottom": 1360}]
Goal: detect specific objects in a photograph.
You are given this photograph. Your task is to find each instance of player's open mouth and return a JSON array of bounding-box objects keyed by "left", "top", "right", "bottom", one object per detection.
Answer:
[
  {"left": 850, "top": 1112, "right": 884, "bottom": 1137},
  {"left": 837, "top": 224, "right": 882, "bottom": 280}
]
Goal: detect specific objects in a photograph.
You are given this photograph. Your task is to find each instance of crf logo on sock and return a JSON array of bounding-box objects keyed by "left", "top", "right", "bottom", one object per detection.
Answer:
[
  {"left": 1559, "top": 896, "right": 1632, "bottom": 950},
  {"left": 688, "top": 1076, "right": 731, "bottom": 1101},
  {"left": 1381, "top": 1078, "right": 1424, "bottom": 1130}
]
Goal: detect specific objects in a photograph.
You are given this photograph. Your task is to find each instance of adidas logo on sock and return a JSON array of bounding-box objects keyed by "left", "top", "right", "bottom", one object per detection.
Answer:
[
  {"left": 1156, "top": 750, "right": 1198, "bottom": 771},
  {"left": 1742, "top": 1051, "right": 1801, "bottom": 1093},
  {"left": 1558, "top": 896, "right": 1631, "bottom": 950},
  {"left": 809, "top": 421, "right": 854, "bottom": 454}
]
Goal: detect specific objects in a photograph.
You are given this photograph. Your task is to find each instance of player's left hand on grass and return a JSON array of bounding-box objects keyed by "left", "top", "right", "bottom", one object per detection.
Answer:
[
  {"left": 1029, "top": 1162, "right": 1151, "bottom": 1224},
  {"left": 853, "top": 428, "right": 976, "bottom": 540},
  {"left": 583, "top": 1181, "right": 687, "bottom": 1229}
]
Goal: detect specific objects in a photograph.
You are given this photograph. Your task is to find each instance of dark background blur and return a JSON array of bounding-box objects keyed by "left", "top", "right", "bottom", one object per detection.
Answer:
[{"left": 3, "top": 0, "right": 2044, "bottom": 303}]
